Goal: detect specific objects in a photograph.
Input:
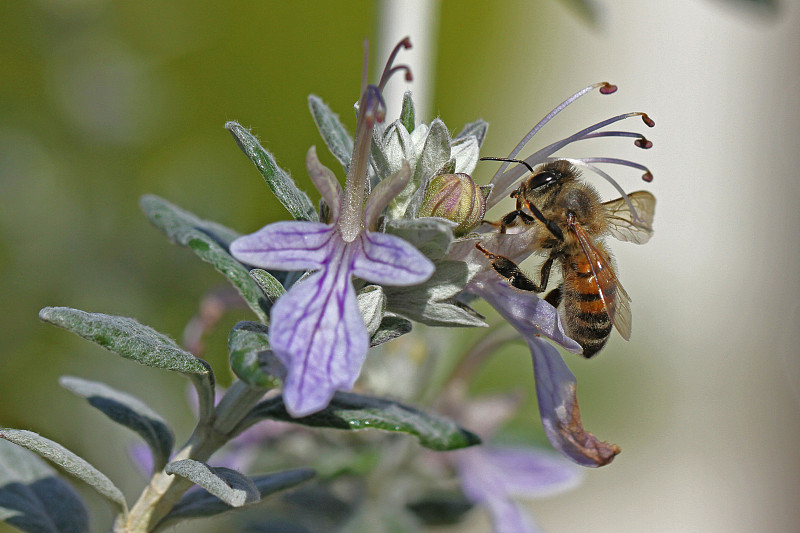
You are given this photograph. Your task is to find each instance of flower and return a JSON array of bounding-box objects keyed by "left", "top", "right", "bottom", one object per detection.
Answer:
[
  {"left": 447, "top": 83, "right": 654, "bottom": 467},
  {"left": 230, "top": 39, "right": 435, "bottom": 417},
  {"left": 455, "top": 445, "right": 582, "bottom": 533}
]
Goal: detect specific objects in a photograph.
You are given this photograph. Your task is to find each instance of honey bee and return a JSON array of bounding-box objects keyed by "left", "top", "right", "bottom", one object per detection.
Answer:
[{"left": 477, "top": 158, "right": 655, "bottom": 357}]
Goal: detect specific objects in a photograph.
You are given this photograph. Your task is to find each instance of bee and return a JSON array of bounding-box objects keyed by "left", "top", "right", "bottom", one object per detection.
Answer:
[{"left": 476, "top": 158, "right": 655, "bottom": 357}]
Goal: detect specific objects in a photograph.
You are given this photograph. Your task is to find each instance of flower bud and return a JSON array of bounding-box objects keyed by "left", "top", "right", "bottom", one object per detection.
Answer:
[{"left": 419, "top": 173, "right": 488, "bottom": 237}]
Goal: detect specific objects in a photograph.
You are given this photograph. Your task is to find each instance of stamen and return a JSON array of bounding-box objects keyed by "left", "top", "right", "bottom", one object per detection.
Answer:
[
  {"left": 489, "top": 111, "right": 650, "bottom": 205},
  {"left": 491, "top": 82, "right": 619, "bottom": 181},
  {"left": 578, "top": 131, "right": 653, "bottom": 149},
  {"left": 378, "top": 37, "right": 412, "bottom": 90},
  {"left": 575, "top": 157, "right": 654, "bottom": 181}
]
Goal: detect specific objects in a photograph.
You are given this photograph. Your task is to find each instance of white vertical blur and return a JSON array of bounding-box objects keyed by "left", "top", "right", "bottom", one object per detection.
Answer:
[{"left": 377, "top": 0, "right": 441, "bottom": 123}]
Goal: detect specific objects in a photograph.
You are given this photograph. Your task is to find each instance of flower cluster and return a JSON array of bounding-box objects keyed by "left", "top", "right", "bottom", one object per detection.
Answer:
[{"left": 3, "top": 37, "right": 654, "bottom": 533}]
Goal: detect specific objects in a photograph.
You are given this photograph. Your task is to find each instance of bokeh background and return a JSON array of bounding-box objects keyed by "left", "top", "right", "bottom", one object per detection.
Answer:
[{"left": 2, "top": 0, "right": 799, "bottom": 531}]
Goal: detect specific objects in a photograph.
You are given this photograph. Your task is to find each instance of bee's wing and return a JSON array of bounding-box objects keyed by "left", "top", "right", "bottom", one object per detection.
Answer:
[
  {"left": 570, "top": 219, "right": 633, "bottom": 341},
  {"left": 602, "top": 191, "right": 656, "bottom": 244}
]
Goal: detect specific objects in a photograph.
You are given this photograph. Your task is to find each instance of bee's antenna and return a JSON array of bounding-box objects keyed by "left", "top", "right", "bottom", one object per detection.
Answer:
[{"left": 480, "top": 157, "right": 534, "bottom": 174}]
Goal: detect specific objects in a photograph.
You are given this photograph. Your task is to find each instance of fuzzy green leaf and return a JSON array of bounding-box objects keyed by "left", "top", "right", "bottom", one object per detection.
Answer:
[
  {"left": 0, "top": 430, "right": 126, "bottom": 513},
  {"left": 308, "top": 95, "right": 354, "bottom": 172},
  {"left": 157, "top": 468, "right": 315, "bottom": 527},
  {"left": 140, "top": 195, "right": 271, "bottom": 323},
  {"left": 225, "top": 121, "right": 317, "bottom": 222},
  {"left": 249, "top": 269, "right": 286, "bottom": 304},
  {"left": 454, "top": 119, "right": 489, "bottom": 148},
  {"left": 228, "top": 321, "right": 283, "bottom": 389},
  {"left": 59, "top": 376, "right": 174, "bottom": 472},
  {"left": 165, "top": 460, "right": 259, "bottom": 508},
  {"left": 0, "top": 439, "right": 90, "bottom": 533},
  {"left": 39, "top": 307, "right": 215, "bottom": 425},
  {"left": 241, "top": 392, "right": 480, "bottom": 451}
]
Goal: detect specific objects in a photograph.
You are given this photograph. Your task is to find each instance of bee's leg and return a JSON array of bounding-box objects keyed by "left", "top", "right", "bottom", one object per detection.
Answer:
[
  {"left": 520, "top": 197, "right": 565, "bottom": 241},
  {"left": 475, "top": 243, "right": 544, "bottom": 292},
  {"left": 544, "top": 285, "right": 563, "bottom": 308},
  {"left": 483, "top": 210, "right": 535, "bottom": 233}
]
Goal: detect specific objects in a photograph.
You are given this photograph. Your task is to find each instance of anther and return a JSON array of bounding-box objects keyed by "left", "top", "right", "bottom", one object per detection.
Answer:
[
  {"left": 642, "top": 171, "right": 654, "bottom": 183},
  {"left": 599, "top": 82, "right": 618, "bottom": 95},
  {"left": 640, "top": 113, "right": 655, "bottom": 127},
  {"left": 634, "top": 136, "right": 653, "bottom": 149},
  {"left": 378, "top": 37, "right": 413, "bottom": 91}
]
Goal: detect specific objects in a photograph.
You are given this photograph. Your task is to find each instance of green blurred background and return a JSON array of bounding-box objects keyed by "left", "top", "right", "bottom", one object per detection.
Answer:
[{"left": 2, "top": 1, "right": 799, "bottom": 531}]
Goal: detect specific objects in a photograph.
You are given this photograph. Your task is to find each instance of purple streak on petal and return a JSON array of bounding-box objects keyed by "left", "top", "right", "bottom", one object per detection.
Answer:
[
  {"left": 352, "top": 231, "right": 434, "bottom": 286},
  {"left": 230, "top": 221, "right": 335, "bottom": 271},
  {"left": 469, "top": 275, "right": 582, "bottom": 353},
  {"left": 269, "top": 233, "right": 369, "bottom": 417},
  {"left": 530, "top": 338, "right": 621, "bottom": 467}
]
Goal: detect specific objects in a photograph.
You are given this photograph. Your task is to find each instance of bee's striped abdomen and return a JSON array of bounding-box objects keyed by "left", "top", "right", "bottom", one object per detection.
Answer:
[{"left": 561, "top": 254, "right": 614, "bottom": 358}]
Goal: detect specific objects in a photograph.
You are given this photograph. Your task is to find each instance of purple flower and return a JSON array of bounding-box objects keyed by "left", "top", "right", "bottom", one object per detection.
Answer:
[
  {"left": 455, "top": 445, "right": 582, "bottom": 533},
  {"left": 231, "top": 40, "right": 434, "bottom": 417}
]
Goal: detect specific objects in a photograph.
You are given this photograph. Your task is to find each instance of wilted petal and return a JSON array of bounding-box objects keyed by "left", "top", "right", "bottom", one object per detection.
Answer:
[
  {"left": 469, "top": 275, "right": 581, "bottom": 353},
  {"left": 269, "top": 235, "right": 368, "bottom": 417},
  {"left": 352, "top": 231, "right": 435, "bottom": 286},
  {"left": 230, "top": 221, "right": 335, "bottom": 271},
  {"left": 530, "top": 339, "right": 621, "bottom": 467}
]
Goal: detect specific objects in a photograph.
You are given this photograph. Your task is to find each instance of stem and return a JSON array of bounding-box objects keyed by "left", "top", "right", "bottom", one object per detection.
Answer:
[{"left": 113, "top": 380, "right": 267, "bottom": 532}]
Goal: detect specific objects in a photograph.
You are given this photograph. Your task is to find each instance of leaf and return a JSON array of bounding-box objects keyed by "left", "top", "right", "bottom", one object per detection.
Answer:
[
  {"left": 58, "top": 376, "right": 174, "bottom": 472},
  {"left": 385, "top": 217, "right": 455, "bottom": 261},
  {"left": 0, "top": 439, "right": 90, "bottom": 533},
  {"left": 157, "top": 468, "right": 315, "bottom": 527},
  {"left": 370, "top": 314, "right": 412, "bottom": 347},
  {"left": 39, "top": 307, "right": 215, "bottom": 426},
  {"left": 165, "top": 460, "right": 259, "bottom": 508},
  {"left": 384, "top": 261, "right": 486, "bottom": 327},
  {"left": 0, "top": 430, "right": 127, "bottom": 513},
  {"left": 228, "top": 321, "right": 284, "bottom": 388},
  {"left": 140, "top": 195, "right": 271, "bottom": 323},
  {"left": 356, "top": 285, "right": 385, "bottom": 338},
  {"left": 400, "top": 91, "right": 415, "bottom": 133},
  {"left": 454, "top": 119, "right": 489, "bottom": 148},
  {"left": 308, "top": 95, "right": 354, "bottom": 172},
  {"left": 405, "top": 119, "right": 452, "bottom": 218},
  {"left": 240, "top": 392, "right": 480, "bottom": 451},
  {"left": 225, "top": 121, "right": 317, "bottom": 222}
]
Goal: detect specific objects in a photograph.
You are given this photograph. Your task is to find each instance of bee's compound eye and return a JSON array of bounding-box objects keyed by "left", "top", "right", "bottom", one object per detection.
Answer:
[{"left": 531, "top": 170, "right": 558, "bottom": 189}]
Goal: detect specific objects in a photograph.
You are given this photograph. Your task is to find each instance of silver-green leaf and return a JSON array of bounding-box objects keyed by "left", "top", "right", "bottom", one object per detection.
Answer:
[
  {"left": 157, "top": 468, "right": 315, "bottom": 528},
  {"left": 165, "top": 460, "right": 259, "bottom": 508},
  {"left": 0, "top": 439, "right": 90, "bottom": 533},
  {"left": 0, "top": 430, "right": 127, "bottom": 513},
  {"left": 308, "top": 95, "right": 353, "bottom": 172},
  {"left": 58, "top": 376, "right": 174, "bottom": 472},
  {"left": 228, "top": 321, "right": 283, "bottom": 389},
  {"left": 39, "top": 307, "right": 215, "bottom": 426},
  {"left": 140, "top": 194, "right": 271, "bottom": 323},
  {"left": 225, "top": 121, "right": 317, "bottom": 222},
  {"left": 239, "top": 392, "right": 480, "bottom": 451}
]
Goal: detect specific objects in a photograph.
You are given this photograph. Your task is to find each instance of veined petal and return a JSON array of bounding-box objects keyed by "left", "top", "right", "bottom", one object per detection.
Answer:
[
  {"left": 469, "top": 274, "right": 581, "bottom": 353},
  {"left": 230, "top": 221, "right": 335, "bottom": 271},
  {"left": 352, "top": 231, "right": 435, "bottom": 286},
  {"left": 530, "top": 338, "right": 621, "bottom": 467},
  {"left": 269, "top": 236, "right": 368, "bottom": 417},
  {"left": 471, "top": 447, "right": 582, "bottom": 498}
]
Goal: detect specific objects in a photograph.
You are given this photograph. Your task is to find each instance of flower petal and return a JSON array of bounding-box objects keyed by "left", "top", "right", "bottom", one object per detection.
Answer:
[
  {"left": 469, "top": 274, "right": 581, "bottom": 353},
  {"left": 530, "top": 338, "right": 621, "bottom": 467},
  {"left": 230, "top": 221, "right": 335, "bottom": 271},
  {"left": 456, "top": 446, "right": 543, "bottom": 533},
  {"left": 352, "top": 231, "right": 435, "bottom": 286},
  {"left": 306, "top": 146, "right": 342, "bottom": 221},
  {"left": 364, "top": 161, "right": 411, "bottom": 231},
  {"left": 269, "top": 240, "right": 368, "bottom": 417}
]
